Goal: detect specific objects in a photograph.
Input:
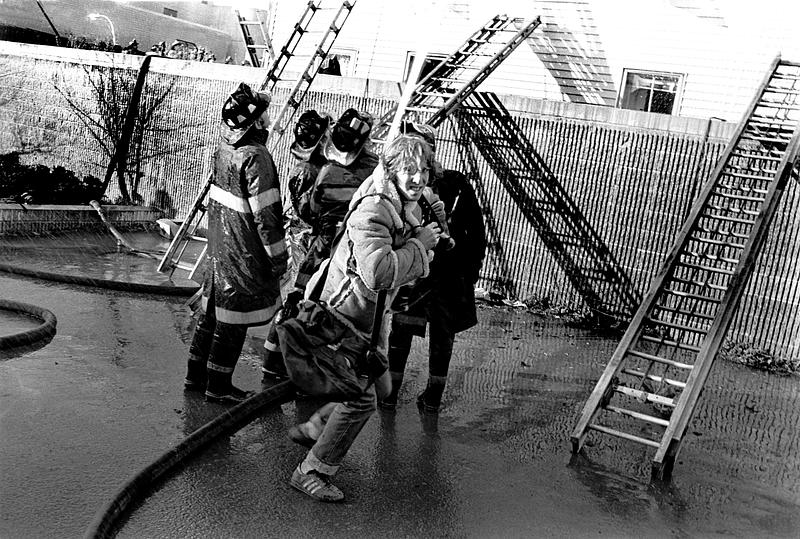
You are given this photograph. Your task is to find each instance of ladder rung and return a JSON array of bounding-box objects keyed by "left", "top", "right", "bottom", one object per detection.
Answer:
[
  {"left": 247, "top": 45, "right": 272, "bottom": 50},
  {"left": 639, "top": 334, "right": 701, "bottom": 353},
  {"left": 627, "top": 349, "right": 694, "bottom": 370},
  {"left": 670, "top": 275, "right": 728, "bottom": 291},
  {"left": 701, "top": 213, "right": 755, "bottom": 226},
  {"left": 615, "top": 385, "right": 677, "bottom": 408},
  {"left": 620, "top": 368, "right": 687, "bottom": 390},
  {"left": 730, "top": 151, "right": 783, "bottom": 162},
  {"left": 764, "top": 87, "right": 800, "bottom": 95},
  {"left": 688, "top": 235, "right": 746, "bottom": 250},
  {"left": 606, "top": 404, "right": 671, "bottom": 427},
  {"left": 189, "top": 235, "right": 207, "bottom": 242},
  {"left": 645, "top": 317, "right": 709, "bottom": 335},
  {"left": 653, "top": 304, "right": 716, "bottom": 321},
  {"left": 724, "top": 170, "right": 775, "bottom": 182},
  {"left": 587, "top": 423, "right": 661, "bottom": 448},
  {"left": 445, "top": 63, "right": 481, "bottom": 70},
  {"left": 740, "top": 134, "right": 790, "bottom": 144},
  {"left": 713, "top": 191, "right": 765, "bottom": 203},
  {"left": 678, "top": 261, "right": 735, "bottom": 276},
  {"left": 174, "top": 262, "right": 196, "bottom": 272},
  {"left": 662, "top": 288, "right": 722, "bottom": 304}
]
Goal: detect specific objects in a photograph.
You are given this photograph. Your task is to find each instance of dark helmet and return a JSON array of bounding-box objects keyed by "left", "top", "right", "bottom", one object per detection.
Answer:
[
  {"left": 323, "top": 108, "right": 374, "bottom": 166},
  {"left": 290, "top": 109, "right": 332, "bottom": 161},
  {"left": 220, "top": 82, "right": 271, "bottom": 144}
]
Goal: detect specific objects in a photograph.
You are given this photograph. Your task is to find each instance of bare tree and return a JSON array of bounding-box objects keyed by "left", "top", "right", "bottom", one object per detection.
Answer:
[{"left": 53, "top": 59, "right": 197, "bottom": 204}]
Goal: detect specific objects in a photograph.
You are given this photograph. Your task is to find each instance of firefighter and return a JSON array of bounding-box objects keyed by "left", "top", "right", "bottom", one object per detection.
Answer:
[
  {"left": 184, "top": 82, "right": 288, "bottom": 404},
  {"left": 261, "top": 108, "right": 379, "bottom": 381}
]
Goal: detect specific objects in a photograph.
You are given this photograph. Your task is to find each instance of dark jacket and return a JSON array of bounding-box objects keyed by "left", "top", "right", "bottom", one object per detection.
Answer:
[
  {"left": 201, "top": 127, "right": 287, "bottom": 326},
  {"left": 418, "top": 168, "right": 486, "bottom": 333}
]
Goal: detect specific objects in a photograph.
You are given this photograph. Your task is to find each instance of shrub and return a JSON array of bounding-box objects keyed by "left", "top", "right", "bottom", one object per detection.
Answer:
[
  {"left": 720, "top": 339, "right": 799, "bottom": 376},
  {"left": 0, "top": 152, "right": 104, "bottom": 204}
]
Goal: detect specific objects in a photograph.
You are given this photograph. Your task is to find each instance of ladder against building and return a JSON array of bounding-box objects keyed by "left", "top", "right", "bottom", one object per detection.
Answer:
[
  {"left": 264, "top": 0, "right": 357, "bottom": 149},
  {"left": 157, "top": 0, "right": 357, "bottom": 279},
  {"left": 570, "top": 56, "right": 800, "bottom": 480},
  {"left": 458, "top": 91, "right": 640, "bottom": 322},
  {"left": 236, "top": 8, "right": 275, "bottom": 68},
  {"left": 371, "top": 14, "right": 542, "bottom": 141}
]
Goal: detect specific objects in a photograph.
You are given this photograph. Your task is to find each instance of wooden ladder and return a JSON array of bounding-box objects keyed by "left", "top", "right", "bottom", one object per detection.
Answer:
[
  {"left": 371, "top": 14, "right": 541, "bottom": 140},
  {"left": 157, "top": 1, "right": 357, "bottom": 279},
  {"left": 570, "top": 56, "right": 800, "bottom": 480},
  {"left": 236, "top": 8, "right": 275, "bottom": 68}
]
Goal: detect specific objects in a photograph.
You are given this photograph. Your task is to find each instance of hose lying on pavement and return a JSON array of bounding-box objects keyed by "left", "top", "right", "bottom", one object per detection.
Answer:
[
  {"left": 0, "top": 263, "right": 198, "bottom": 296},
  {"left": 0, "top": 299, "right": 57, "bottom": 350},
  {"left": 83, "top": 381, "right": 296, "bottom": 539}
]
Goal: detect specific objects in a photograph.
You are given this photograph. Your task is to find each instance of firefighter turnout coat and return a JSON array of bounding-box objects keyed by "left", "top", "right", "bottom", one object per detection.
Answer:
[{"left": 201, "top": 128, "right": 288, "bottom": 326}]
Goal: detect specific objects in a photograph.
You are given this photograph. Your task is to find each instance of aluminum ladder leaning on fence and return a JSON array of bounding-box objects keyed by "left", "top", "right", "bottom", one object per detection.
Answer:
[{"left": 570, "top": 55, "right": 800, "bottom": 481}]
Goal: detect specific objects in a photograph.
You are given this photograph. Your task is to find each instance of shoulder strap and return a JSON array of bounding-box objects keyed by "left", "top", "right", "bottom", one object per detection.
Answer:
[{"left": 307, "top": 192, "right": 392, "bottom": 302}]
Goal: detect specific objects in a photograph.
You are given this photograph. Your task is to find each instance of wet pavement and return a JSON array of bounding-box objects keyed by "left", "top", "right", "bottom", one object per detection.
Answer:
[{"left": 1, "top": 241, "right": 800, "bottom": 538}]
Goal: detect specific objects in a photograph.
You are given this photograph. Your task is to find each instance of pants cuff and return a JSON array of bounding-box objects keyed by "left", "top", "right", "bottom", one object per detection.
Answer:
[{"left": 303, "top": 448, "right": 340, "bottom": 476}]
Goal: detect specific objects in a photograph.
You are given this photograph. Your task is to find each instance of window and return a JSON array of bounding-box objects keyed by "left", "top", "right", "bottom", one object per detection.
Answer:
[
  {"left": 163, "top": 7, "right": 178, "bottom": 18},
  {"left": 318, "top": 49, "right": 356, "bottom": 77},
  {"left": 618, "top": 69, "right": 684, "bottom": 115},
  {"left": 404, "top": 52, "right": 448, "bottom": 83}
]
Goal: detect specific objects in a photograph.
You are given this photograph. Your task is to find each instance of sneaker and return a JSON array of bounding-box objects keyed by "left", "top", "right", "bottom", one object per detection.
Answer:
[
  {"left": 205, "top": 385, "right": 255, "bottom": 404},
  {"left": 183, "top": 378, "right": 206, "bottom": 393},
  {"left": 290, "top": 466, "right": 344, "bottom": 502},
  {"left": 287, "top": 425, "right": 316, "bottom": 448}
]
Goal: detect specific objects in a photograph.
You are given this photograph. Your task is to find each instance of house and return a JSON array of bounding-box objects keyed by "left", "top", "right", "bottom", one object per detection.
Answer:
[{"left": 267, "top": 0, "right": 800, "bottom": 122}]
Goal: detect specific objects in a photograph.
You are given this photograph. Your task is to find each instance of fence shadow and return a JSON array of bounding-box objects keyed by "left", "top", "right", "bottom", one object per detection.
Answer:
[{"left": 458, "top": 91, "right": 640, "bottom": 323}]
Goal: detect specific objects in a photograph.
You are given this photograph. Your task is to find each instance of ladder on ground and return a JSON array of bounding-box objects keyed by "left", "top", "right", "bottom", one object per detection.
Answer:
[
  {"left": 157, "top": 0, "right": 356, "bottom": 279},
  {"left": 570, "top": 56, "right": 800, "bottom": 480},
  {"left": 371, "top": 14, "right": 541, "bottom": 141},
  {"left": 236, "top": 9, "right": 275, "bottom": 68},
  {"left": 458, "top": 91, "right": 640, "bottom": 322}
]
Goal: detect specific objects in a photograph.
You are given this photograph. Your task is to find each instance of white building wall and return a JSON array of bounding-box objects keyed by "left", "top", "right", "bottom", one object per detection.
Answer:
[{"left": 266, "top": 0, "right": 800, "bottom": 123}]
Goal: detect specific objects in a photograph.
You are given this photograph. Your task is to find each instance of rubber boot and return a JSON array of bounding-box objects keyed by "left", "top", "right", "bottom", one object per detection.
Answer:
[
  {"left": 377, "top": 371, "right": 405, "bottom": 411},
  {"left": 417, "top": 375, "right": 447, "bottom": 414},
  {"left": 205, "top": 322, "right": 251, "bottom": 404},
  {"left": 262, "top": 322, "right": 288, "bottom": 382},
  {"left": 379, "top": 328, "right": 413, "bottom": 410},
  {"left": 184, "top": 312, "right": 214, "bottom": 391}
]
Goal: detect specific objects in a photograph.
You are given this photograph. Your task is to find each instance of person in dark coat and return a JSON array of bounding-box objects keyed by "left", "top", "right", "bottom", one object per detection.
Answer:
[
  {"left": 184, "top": 82, "right": 288, "bottom": 404},
  {"left": 379, "top": 122, "right": 487, "bottom": 413}
]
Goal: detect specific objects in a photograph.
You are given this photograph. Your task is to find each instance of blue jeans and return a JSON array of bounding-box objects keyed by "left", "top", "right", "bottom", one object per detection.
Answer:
[{"left": 301, "top": 380, "right": 376, "bottom": 476}]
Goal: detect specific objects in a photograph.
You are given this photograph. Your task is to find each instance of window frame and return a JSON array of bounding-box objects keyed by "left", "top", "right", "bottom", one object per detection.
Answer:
[
  {"left": 321, "top": 48, "right": 357, "bottom": 77},
  {"left": 616, "top": 68, "right": 686, "bottom": 115},
  {"left": 403, "top": 52, "right": 449, "bottom": 84}
]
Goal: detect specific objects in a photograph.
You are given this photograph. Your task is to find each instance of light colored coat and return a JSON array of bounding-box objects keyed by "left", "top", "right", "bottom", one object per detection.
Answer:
[{"left": 306, "top": 168, "right": 432, "bottom": 349}]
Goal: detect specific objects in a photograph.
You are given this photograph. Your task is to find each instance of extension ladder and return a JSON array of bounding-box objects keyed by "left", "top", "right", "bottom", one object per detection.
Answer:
[
  {"left": 236, "top": 8, "right": 275, "bottom": 68},
  {"left": 570, "top": 56, "right": 800, "bottom": 480},
  {"left": 157, "top": 1, "right": 356, "bottom": 279},
  {"left": 371, "top": 15, "right": 541, "bottom": 141},
  {"left": 265, "top": 0, "right": 356, "bottom": 148},
  {"left": 458, "top": 91, "right": 640, "bottom": 322}
]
